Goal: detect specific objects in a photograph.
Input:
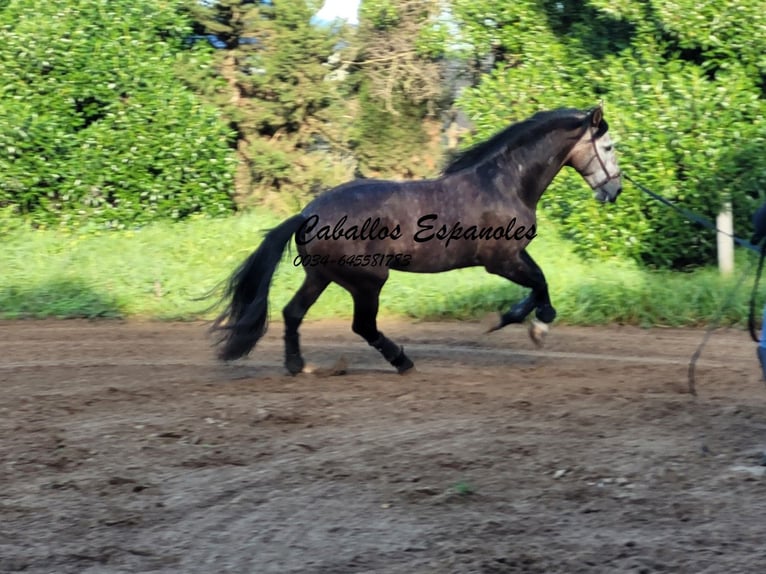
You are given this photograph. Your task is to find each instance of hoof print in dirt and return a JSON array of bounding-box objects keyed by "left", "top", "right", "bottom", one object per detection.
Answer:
[{"left": 306, "top": 357, "right": 348, "bottom": 377}]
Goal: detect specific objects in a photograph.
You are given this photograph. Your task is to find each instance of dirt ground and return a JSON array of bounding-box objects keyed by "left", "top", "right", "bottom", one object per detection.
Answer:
[{"left": 2, "top": 318, "right": 766, "bottom": 574}]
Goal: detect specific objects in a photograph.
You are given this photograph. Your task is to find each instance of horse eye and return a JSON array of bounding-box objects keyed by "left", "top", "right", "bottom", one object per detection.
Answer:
[{"left": 603, "top": 145, "right": 614, "bottom": 152}]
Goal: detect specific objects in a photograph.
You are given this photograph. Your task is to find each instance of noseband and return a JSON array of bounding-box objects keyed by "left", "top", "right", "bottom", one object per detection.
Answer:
[{"left": 587, "top": 126, "right": 621, "bottom": 189}]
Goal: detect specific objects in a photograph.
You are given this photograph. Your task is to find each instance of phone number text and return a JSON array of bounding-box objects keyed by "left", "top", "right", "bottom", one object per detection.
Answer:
[{"left": 293, "top": 253, "right": 412, "bottom": 268}]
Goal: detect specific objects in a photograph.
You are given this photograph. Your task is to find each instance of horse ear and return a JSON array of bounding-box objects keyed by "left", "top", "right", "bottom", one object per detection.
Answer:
[{"left": 590, "top": 104, "right": 603, "bottom": 127}]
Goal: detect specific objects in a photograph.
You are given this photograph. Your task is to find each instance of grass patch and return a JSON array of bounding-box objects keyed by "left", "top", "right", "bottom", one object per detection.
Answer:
[{"left": 0, "top": 209, "right": 761, "bottom": 327}]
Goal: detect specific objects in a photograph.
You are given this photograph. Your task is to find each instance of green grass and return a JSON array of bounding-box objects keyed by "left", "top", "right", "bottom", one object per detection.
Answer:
[{"left": 0, "top": 209, "right": 761, "bottom": 327}]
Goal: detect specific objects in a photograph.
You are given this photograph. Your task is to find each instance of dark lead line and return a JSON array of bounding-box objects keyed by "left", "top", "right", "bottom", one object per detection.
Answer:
[
  {"left": 624, "top": 173, "right": 766, "bottom": 394},
  {"left": 624, "top": 173, "right": 759, "bottom": 253}
]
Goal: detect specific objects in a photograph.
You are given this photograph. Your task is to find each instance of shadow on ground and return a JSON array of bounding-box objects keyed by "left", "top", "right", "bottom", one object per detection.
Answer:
[{"left": 0, "top": 278, "right": 122, "bottom": 319}]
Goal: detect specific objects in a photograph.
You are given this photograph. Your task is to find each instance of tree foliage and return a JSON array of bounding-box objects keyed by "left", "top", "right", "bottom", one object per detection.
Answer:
[
  {"left": 5, "top": 0, "right": 764, "bottom": 272},
  {"left": 186, "top": 0, "right": 455, "bottom": 203},
  {"left": 348, "top": 0, "right": 452, "bottom": 179},
  {"left": 186, "top": 0, "right": 358, "bottom": 210},
  {"left": 354, "top": 0, "right": 446, "bottom": 114},
  {"left": 0, "top": 0, "right": 236, "bottom": 229},
  {"left": 452, "top": 0, "right": 766, "bottom": 268}
]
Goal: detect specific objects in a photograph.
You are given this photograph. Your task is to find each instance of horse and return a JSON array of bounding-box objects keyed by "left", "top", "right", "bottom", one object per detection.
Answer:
[{"left": 211, "top": 104, "right": 622, "bottom": 374}]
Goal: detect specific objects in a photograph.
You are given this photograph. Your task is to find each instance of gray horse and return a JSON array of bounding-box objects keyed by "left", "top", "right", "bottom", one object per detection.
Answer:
[{"left": 213, "top": 105, "right": 622, "bottom": 374}]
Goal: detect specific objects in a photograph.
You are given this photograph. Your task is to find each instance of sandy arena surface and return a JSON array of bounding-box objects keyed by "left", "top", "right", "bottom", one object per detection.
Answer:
[{"left": 1, "top": 319, "right": 766, "bottom": 573}]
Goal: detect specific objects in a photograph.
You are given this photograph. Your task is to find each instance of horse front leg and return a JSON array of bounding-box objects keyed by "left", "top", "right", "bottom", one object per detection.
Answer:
[{"left": 485, "top": 251, "right": 556, "bottom": 345}]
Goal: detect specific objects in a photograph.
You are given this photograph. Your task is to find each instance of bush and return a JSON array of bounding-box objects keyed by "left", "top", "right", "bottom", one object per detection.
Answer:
[{"left": 0, "top": 0, "right": 236, "bottom": 229}]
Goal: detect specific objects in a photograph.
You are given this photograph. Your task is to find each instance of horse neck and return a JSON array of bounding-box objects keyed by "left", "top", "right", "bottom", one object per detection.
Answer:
[{"left": 496, "top": 128, "right": 580, "bottom": 207}]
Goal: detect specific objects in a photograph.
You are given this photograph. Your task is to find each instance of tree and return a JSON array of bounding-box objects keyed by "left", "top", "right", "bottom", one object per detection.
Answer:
[
  {"left": 354, "top": 0, "right": 446, "bottom": 114},
  {"left": 347, "top": 0, "right": 455, "bottom": 179},
  {"left": 186, "top": 0, "right": 356, "bottom": 210},
  {"left": 0, "top": 0, "right": 236, "bottom": 229},
  {"left": 183, "top": 0, "right": 461, "bottom": 206}
]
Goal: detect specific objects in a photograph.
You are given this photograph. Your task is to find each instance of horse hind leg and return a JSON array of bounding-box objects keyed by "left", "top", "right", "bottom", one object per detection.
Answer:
[
  {"left": 282, "top": 270, "right": 330, "bottom": 375},
  {"left": 342, "top": 274, "right": 414, "bottom": 374},
  {"left": 354, "top": 296, "right": 415, "bottom": 373}
]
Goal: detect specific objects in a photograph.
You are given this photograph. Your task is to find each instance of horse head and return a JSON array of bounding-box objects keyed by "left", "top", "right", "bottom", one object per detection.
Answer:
[{"left": 567, "top": 104, "right": 622, "bottom": 203}]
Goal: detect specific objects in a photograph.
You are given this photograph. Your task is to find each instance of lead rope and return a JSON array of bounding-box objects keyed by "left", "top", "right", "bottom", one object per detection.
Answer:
[
  {"left": 623, "top": 174, "right": 759, "bottom": 253},
  {"left": 687, "top": 259, "right": 755, "bottom": 396},
  {"left": 622, "top": 174, "right": 761, "bottom": 395}
]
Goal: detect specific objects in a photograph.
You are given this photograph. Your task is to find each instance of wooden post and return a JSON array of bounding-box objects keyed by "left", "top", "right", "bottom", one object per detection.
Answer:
[{"left": 716, "top": 202, "right": 734, "bottom": 276}]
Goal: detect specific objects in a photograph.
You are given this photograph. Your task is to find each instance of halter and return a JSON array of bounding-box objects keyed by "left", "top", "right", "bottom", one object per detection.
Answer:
[{"left": 586, "top": 123, "right": 621, "bottom": 189}]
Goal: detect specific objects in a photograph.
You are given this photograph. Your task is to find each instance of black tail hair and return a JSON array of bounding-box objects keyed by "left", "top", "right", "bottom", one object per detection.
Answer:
[{"left": 212, "top": 214, "right": 306, "bottom": 361}]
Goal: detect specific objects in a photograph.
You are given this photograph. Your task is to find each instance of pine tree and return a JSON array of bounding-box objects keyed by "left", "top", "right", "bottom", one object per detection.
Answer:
[
  {"left": 348, "top": 0, "right": 454, "bottom": 179},
  {"left": 187, "top": 0, "right": 354, "bottom": 209}
]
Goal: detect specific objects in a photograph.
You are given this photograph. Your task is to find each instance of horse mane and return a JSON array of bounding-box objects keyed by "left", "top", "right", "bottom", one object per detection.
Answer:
[{"left": 442, "top": 108, "right": 596, "bottom": 175}]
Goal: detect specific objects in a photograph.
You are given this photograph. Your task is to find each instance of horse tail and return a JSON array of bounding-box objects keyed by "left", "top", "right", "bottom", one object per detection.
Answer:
[{"left": 212, "top": 214, "right": 306, "bottom": 361}]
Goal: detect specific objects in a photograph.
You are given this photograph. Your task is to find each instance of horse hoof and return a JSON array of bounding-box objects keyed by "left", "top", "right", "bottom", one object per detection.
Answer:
[
  {"left": 395, "top": 356, "right": 415, "bottom": 374},
  {"left": 535, "top": 305, "right": 557, "bottom": 324},
  {"left": 285, "top": 354, "right": 305, "bottom": 375},
  {"left": 482, "top": 312, "right": 504, "bottom": 333},
  {"left": 398, "top": 363, "right": 416, "bottom": 375},
  {"left": 391, "top": 347, "right": 415, "bottom": 374},
  {"left": 528, "top": 319, "right": 549, "bottom": 347}
]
